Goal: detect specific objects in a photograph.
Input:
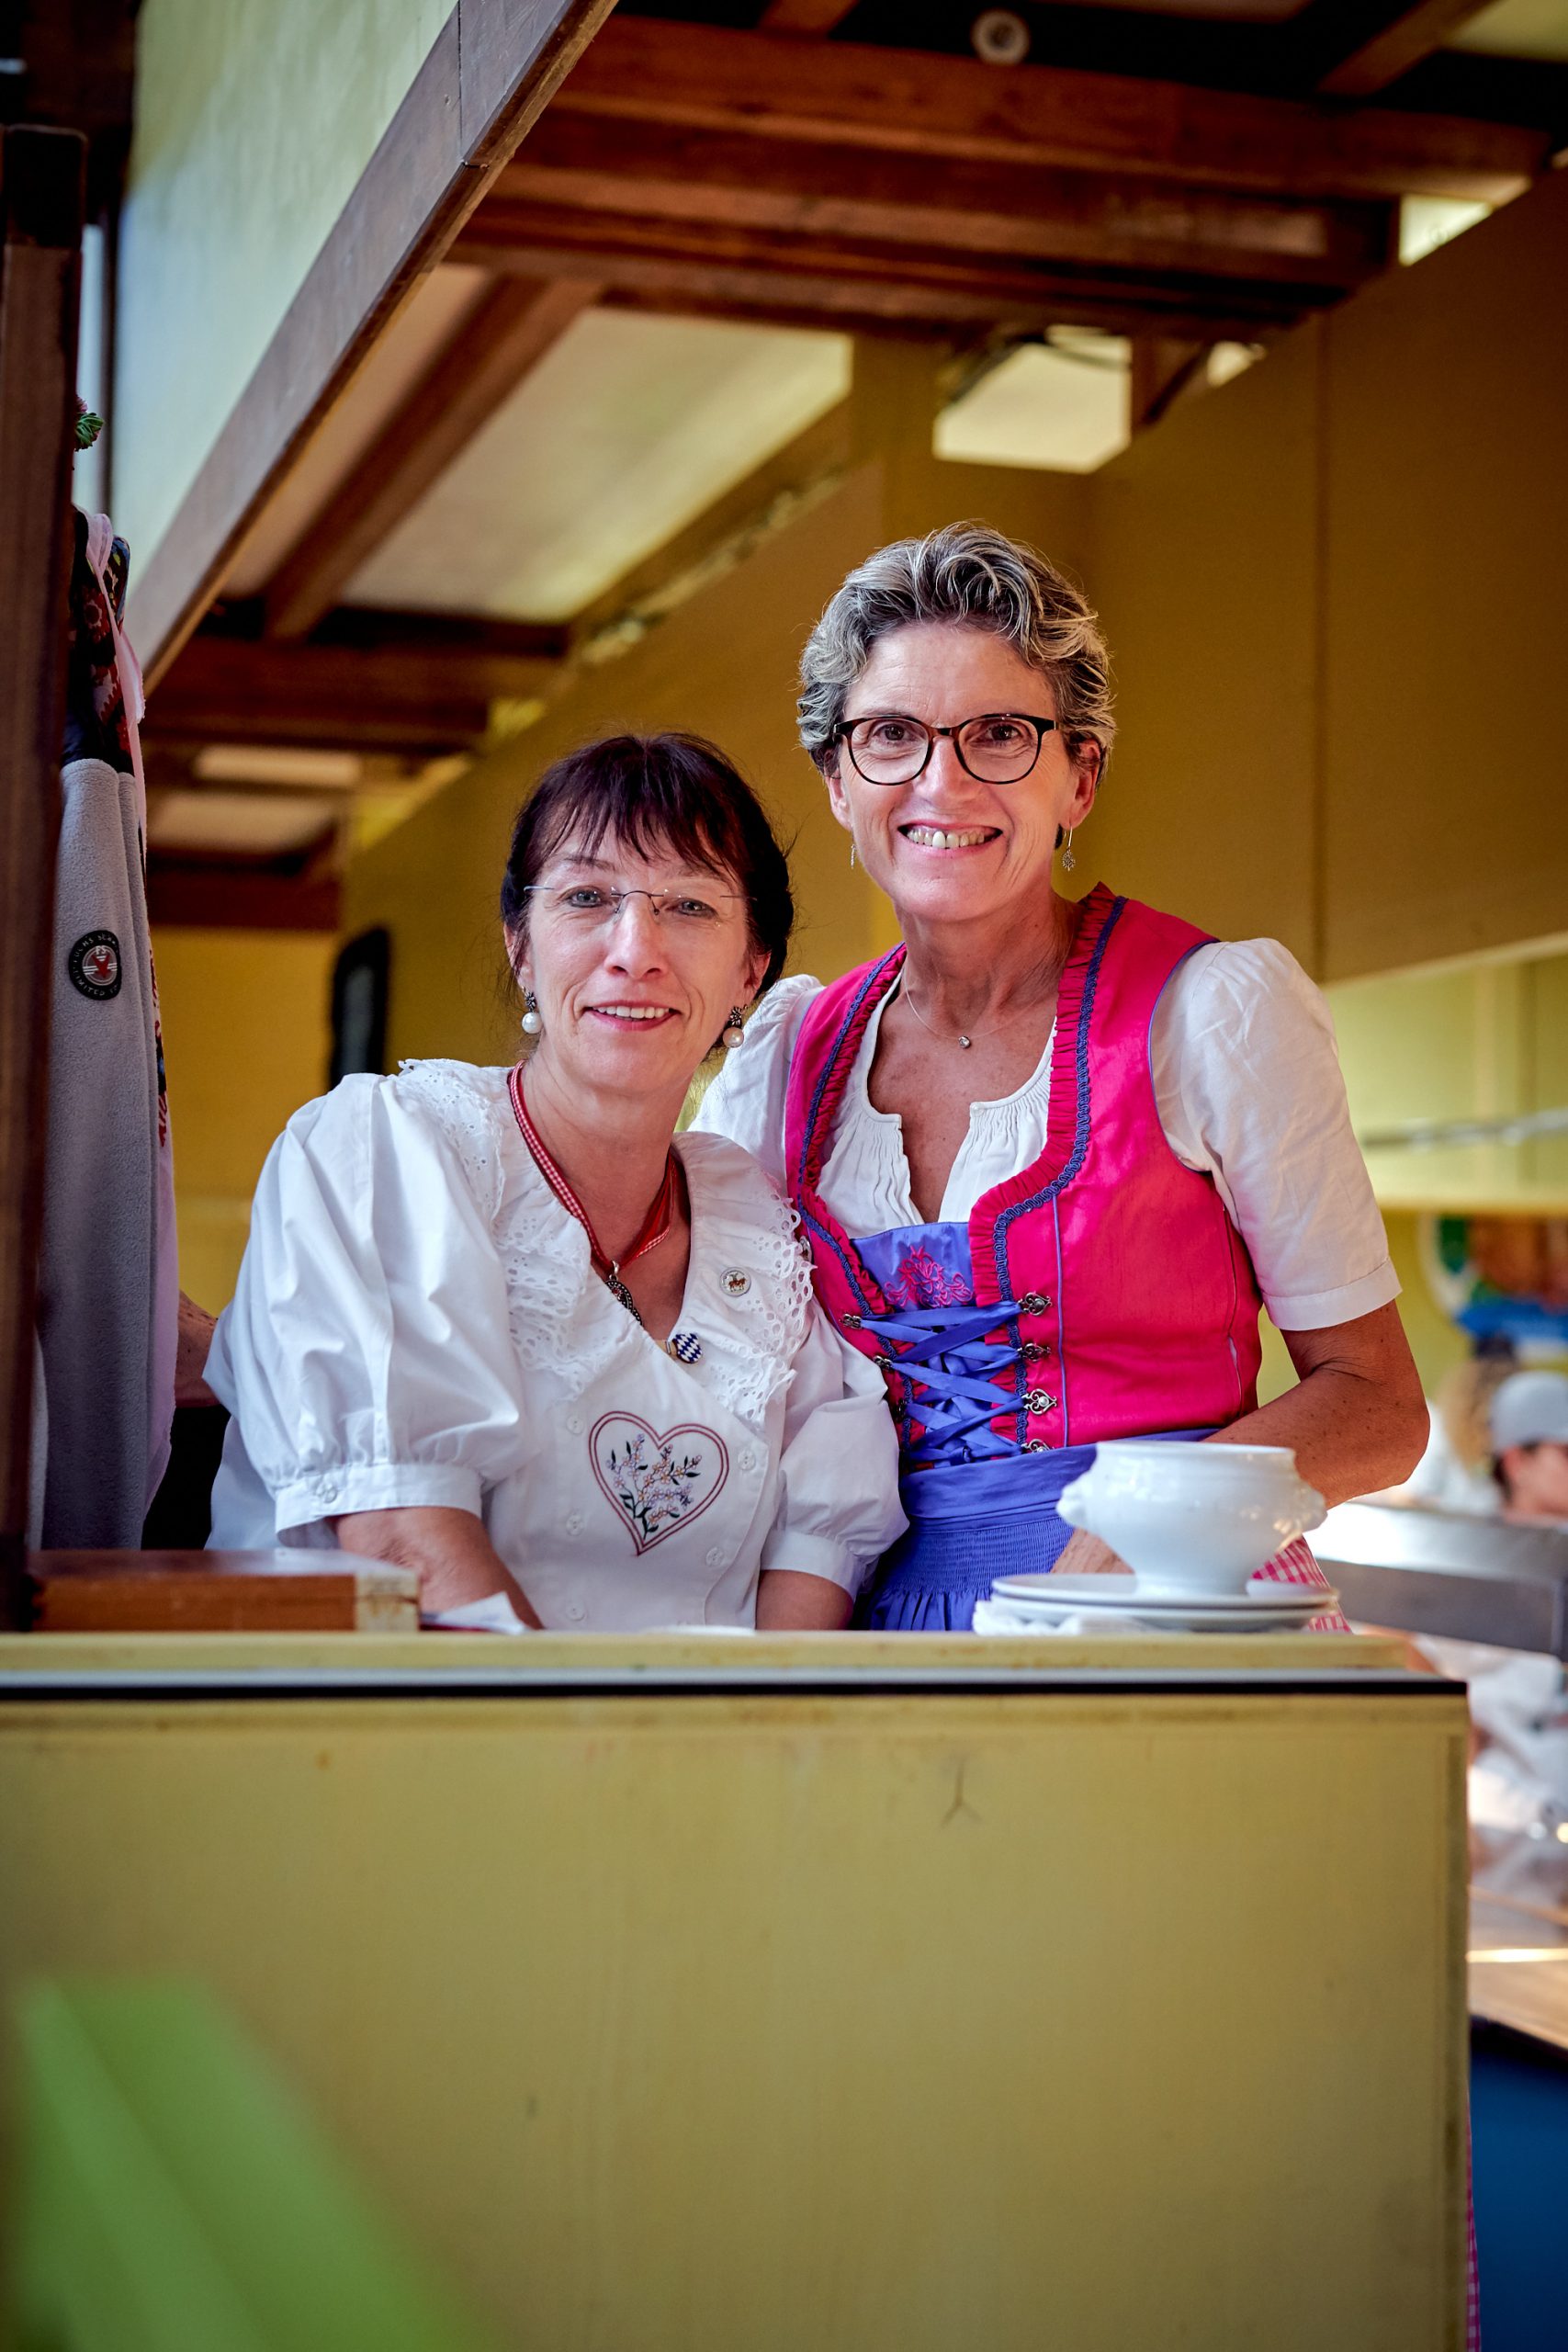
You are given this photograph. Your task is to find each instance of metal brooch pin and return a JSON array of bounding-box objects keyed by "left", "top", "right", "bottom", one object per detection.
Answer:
[
  {"left": 667, "top": 1331, "right": 704, "bottom": 1364},
  {"left": 721, "top": 1269, "right": 751, "bottom": 1297}
]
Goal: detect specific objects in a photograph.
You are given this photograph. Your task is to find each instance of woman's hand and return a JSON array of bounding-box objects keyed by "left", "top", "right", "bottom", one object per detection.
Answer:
[
  {"left": 1052, "top": 1528, "right": 1130, "bottom": 1577},
  {"left": 333, "top": 1506, "right": 542, "bottom": 1625},
  {"left": 175, "top": 1292, "right": 219, "bottom": 1408},
  {"left": 755, "top": 1569, "right": 853, "bottom": 1630}
]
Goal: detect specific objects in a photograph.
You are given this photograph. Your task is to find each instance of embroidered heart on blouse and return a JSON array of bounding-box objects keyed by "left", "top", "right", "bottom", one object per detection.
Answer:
[{"left": 589, "top": 1413, "right": 730, "bottom": 1555}]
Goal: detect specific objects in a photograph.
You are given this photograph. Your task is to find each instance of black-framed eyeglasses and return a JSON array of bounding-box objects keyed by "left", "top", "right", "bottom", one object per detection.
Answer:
[
  {"left": 521, "top": 883, "right": 748, "bottom": 928},
  {"left": 833, "top": 711, "right": 1060, "bottom": 786}
]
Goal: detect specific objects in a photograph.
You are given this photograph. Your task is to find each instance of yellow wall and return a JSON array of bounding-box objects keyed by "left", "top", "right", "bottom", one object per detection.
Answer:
[
  {"left": 1089, "top": 322, "right": 1324, "bottom": 970},
  {"left": 1327, "top": 946, "right": 1568, "bottom": 1212},
  {"left": 154, "top": 929, "right": 337, "bottom": 1313},
  {"left": 1320, "top": 173, "right": 1568, "bottom": 978},
  {"left": 1383, "top": 1210, "right": 1472, "bottom": 1399},
  {"left": 113, "top": 0, "right": 448, "bottom": 574},
  {"left": 1088, "top": 164, "right": 1568, "bottom": 982}
]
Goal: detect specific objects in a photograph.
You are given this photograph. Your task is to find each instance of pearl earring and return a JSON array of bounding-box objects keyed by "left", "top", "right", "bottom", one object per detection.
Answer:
[
  {"left": 520, "top": 989, "right": 542, "bottom": 1036},
  {"left": 849, "top": 840, "right": 857, "bottom": 869},
  {"left": 1062, "top": 830, "right": 1077, "bottom": 873},
  {"left": 722, "top": 1006, "right": 746, "bottom": 1051}
]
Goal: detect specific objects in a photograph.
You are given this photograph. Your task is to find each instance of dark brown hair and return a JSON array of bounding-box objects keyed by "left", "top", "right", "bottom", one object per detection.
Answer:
[{"left": 501, "top": 733, "right": 794, "bottom": 992}]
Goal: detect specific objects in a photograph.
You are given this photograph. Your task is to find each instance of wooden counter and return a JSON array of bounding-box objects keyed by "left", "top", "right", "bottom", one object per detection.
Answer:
[
  {"left": 1470, "top": 1835, "right": 1568, "bottom": 2056},
  {"left": 0, "top": 1630, "right": 1469, "bottom": 2350}
]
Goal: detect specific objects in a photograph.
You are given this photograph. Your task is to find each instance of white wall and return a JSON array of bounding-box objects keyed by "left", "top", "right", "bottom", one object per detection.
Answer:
[{"left": 113, "top": 0, "right": 449, "bottom": 573}]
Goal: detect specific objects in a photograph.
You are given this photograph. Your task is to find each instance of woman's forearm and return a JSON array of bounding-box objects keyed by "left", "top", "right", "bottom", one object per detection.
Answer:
[
  {"left": 1209, "top": 1301, "right": 1427, "bottom": 1506},
  {"left": 333, "top": 1506, "right": 543, "bottom": 1625}
]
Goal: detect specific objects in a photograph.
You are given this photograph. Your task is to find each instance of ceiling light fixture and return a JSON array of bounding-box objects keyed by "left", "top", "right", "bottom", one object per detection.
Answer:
[{"left": 971, "top": 9, "right": 1031, "bottom": 65}]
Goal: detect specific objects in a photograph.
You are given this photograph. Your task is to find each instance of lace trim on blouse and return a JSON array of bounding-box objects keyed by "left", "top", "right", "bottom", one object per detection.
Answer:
[{"left": 394, "top": 1062, "right": 813, "bottom": 1429}]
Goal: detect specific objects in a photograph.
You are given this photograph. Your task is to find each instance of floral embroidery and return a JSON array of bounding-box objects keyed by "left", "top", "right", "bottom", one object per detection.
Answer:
[
  {"left": 589, "top": 1413, "right": 729, "bottom": 1555},
  {"left": 884, "top": 1242, "right": 974, "bottom": 1310}
]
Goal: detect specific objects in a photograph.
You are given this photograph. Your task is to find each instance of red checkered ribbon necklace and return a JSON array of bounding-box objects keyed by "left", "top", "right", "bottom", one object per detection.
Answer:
[{"left": 507, "top": 1065, "right": 678, "bottom": 1328}]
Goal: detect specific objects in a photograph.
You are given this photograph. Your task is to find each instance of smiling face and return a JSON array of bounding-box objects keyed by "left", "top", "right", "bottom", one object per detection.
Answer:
[
  {"left": 510, "top": 827, "right": 769, "bottom": 1109},
  {"left": 825, "top": 621, "right": 1100, "bottom": 929}
]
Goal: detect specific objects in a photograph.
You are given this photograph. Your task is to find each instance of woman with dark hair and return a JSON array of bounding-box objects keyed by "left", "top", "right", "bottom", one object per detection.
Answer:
[{"left": 207, "top": 733, "right": 903, "bottom": 1631}]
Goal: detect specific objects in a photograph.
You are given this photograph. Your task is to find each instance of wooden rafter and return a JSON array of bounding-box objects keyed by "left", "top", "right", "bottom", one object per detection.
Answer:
[
  {"left": 757, "top": 0, "right": 860, "bottom": 31},
  {"left": 147, "top": 616, "right": 567, "bottom": 757},
  {"left": 492, "top": 112, "right": 1399, "bottom": 291},
  {"left": 15, "top": 0, "right": 136, "bottom": 214},
  {"left": 146, "top": 861, "right": 343, "bottom": 933},
  {"left": 457, "top": 202, "right": 1349, "bottom": 344},
  {"left": 1314, "top": 0, "right": 1505, "bottom": 98},
  {"left": 549, "top": 18, "right": 1547, "bottom": 204},
  {"left": 265, "top": 275, "right": 600, "bottom": 639}
]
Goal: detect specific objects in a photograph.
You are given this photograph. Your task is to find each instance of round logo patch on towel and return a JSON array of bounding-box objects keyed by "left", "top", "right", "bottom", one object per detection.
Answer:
[{"left": 68, "top": 930, "right": 122, "bottom": 1001}]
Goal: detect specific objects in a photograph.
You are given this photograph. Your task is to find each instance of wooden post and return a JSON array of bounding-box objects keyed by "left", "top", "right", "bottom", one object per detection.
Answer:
[{"left": 0, "top": 127, "right": 86, "bottom": 1626}]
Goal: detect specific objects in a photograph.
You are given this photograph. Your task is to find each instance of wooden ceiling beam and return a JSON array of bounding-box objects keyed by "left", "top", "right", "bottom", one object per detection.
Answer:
[
  {"left": 306, "top": 606, "right": 569, "bottom": 662},
  {"left": 146, "top": 860, "right": 343, "bottom": 934},
  {"left": 493, "top": 113, "right": 1397, "bottom": 292},
  {"left": 457, "top": 202, "right": 1332, "bottom": 343},
  {"left": 549, "top": 18, "right": 1547, "bottom": 203},
  {"left": 147, "top": 620, "right": 565, "bottom": 757},
  {"left": 757, "top": 0, "right": 860, "bottom": 31},
  {"left": 1314, "top": 0, "right": 1504, "bottom": 98},
  {"left": 264, "top": 274, "right": 600, "bottom": 639}
]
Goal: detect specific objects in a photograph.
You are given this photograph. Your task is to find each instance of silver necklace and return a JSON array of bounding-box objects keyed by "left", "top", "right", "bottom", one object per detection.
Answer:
[
  {"left": 899, "top": 915, "right": 1078, "bottom": 1050},
  {"left": 899, "top": 977, "right": 1063, "bottom": 1051},
  {"left": 903, "top": 985, "right": 973, "bottom": 1049}
]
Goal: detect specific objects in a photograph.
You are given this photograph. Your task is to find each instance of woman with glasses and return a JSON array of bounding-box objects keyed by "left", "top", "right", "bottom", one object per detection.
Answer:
[
  {"left": 694, "top": 522, "right": 1427, "bottom": 1629},
  {"left": 206, "top": 734, "right": 904, "bottom": 1630}
]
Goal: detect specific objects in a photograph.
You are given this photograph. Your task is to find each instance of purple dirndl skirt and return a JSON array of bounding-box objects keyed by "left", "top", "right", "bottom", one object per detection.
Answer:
[{"left": 855, "top": 1443, "right": 1094, "bottom": 1632}]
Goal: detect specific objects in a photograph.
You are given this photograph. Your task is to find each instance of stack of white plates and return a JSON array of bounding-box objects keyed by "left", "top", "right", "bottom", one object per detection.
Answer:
[{"left": 988, "top": 1574, "right": 1338, "bottom": 1634}]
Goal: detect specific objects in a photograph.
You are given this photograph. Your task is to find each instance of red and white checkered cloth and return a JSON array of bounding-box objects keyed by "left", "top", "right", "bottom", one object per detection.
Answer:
[{"left": 1253, "top": 1535, "right": 1351, "bottom": 1633}]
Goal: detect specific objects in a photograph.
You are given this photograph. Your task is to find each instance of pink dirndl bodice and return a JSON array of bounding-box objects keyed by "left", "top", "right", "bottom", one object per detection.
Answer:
[{"left": 784, "top": 885, "right": 1342, "bottom": 1627}]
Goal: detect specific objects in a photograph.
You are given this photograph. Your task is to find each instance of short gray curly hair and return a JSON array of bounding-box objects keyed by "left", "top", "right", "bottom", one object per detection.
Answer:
[{"left": 798, "top": 521, "right": 1115, "bottom": 773}]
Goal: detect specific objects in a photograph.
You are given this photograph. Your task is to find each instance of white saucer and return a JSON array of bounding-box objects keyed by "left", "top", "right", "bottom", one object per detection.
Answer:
[{"left": 988, "top": 1574, "right": 1337, "bottom": 1634}]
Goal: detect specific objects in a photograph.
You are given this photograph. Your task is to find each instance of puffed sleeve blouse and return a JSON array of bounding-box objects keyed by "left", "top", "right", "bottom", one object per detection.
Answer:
[
  {"left": 205, "top": 1061, "right": 906, "bottom": 1628},
  {"left": 693, "top": 938, "right": 1398, "bottom": 1336}
]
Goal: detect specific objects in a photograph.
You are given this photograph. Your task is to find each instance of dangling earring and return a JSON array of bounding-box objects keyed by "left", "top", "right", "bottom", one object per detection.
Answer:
[
  {"left": 722, "top": 1006, "right": 746, "bottom": 1050},
  {"left": 1062, "top": 829, "right": 1077, "bottom": 874},
  {"left": 520, "top": 989, "right": 542, "bottom": 1036},
  {"left": 849, "top": 839, "right": 857, "bottom": 869}
]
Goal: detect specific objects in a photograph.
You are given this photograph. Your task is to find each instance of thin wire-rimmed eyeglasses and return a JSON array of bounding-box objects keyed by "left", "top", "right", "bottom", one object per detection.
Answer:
[
  {"left": 521, "top": 883, "right": 748, "bottom": 928},
  {"left": 834, "top": 711, "right": 1059, "bottom": 786}
]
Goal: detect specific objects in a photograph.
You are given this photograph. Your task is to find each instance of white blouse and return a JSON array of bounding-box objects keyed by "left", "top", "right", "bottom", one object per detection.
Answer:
[
  {"left": 206, "top": 1062, "right": 906, "bottom": 1628},
  {"left": 694, "top": 939, "right": 1397, "bottom": 1334}
]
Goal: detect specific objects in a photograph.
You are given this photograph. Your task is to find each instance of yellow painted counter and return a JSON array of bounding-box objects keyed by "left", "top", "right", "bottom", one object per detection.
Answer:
[{"left": 0, "top": 1632, "right": 1468, "bottom": 2348}]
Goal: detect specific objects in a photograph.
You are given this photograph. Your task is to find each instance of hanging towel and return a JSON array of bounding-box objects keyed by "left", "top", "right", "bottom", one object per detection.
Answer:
[{"left": 32, "top": 512, "right": 177, "bottom": 1544}]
